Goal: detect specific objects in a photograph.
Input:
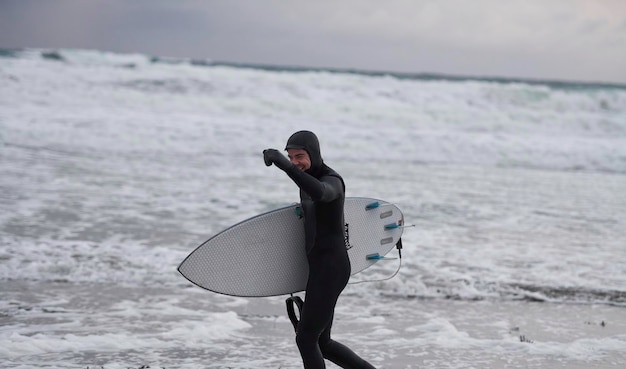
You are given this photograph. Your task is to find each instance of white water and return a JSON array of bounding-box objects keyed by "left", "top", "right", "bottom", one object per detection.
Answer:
[{"left": 1, "top": 49, "right": 625, "bottom": 368}]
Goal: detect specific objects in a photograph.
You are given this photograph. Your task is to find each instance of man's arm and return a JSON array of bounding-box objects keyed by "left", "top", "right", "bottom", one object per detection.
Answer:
[
  {"left": 285, "top": 170, "right": 341, "bottom": 202},
  {"left": 263, "top": 149, "right": 341, "bottom": 202}
]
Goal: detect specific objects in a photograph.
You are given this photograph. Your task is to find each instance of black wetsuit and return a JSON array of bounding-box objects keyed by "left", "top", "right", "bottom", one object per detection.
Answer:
[{"left": 264, "top": 131, "right": 376, "bottom": 369}]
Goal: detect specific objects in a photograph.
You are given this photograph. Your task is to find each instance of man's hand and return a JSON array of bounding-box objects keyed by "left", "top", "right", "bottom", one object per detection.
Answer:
[{"left": 263, "top": 149, "right": 292, "bottom": 171}]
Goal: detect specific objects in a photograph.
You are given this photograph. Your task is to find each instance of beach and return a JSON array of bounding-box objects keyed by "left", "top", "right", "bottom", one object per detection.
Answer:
[
  {"left": 1, "top": 48, "right": 625, "bottom": 368},
  {"left": 3, "top": 280, "right": 625, "bottom": 368}
]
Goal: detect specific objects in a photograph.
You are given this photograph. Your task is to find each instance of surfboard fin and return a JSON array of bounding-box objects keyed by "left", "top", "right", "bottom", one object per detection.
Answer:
[
  {"left": 366, "top": 253, "right": 397, "bottom": 260},
  {"left": 365, "top": 201, "right": 393, "bottom": 210},
  {"left": 385, "top": 223, "right": 415, "bottom": 230}
]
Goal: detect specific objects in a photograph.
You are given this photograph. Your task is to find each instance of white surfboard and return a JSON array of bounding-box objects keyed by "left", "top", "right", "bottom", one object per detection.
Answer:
[{"left": 178, "top": 197, "right": 404, "bottom": 297}]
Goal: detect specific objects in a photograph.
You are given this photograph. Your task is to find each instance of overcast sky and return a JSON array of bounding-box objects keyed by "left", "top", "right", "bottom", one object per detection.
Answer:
[{"left": 1, "top": 0, "right": 625, "bottom": 84}]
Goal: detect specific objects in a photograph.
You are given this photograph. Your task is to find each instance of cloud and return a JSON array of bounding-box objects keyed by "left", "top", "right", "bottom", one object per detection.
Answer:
[{"left": 1, "top": 0, "right": 625, "bottom": 83}]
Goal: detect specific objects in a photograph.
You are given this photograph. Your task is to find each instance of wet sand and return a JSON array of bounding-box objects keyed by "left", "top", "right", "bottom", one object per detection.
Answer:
[
  {"left": 242, "top": 293, "right": 626, "bottom": 369},
  {"left": 2, "top": 281, "right": 625, "bottom": 368}
]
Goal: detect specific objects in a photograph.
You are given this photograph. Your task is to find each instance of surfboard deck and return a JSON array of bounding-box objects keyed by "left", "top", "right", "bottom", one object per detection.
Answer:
[{"left": 178, "top": 197, "right": 404, "bottom": 297}]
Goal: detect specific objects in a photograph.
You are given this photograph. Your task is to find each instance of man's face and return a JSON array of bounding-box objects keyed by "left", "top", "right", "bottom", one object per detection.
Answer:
[{"left": 287, "top": 148, "right": 311, "bottom": 171}]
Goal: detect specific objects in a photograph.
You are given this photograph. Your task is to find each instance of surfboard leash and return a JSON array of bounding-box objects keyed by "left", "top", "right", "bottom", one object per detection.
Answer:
[
  {"left": 286, "top": 238, "right": 403, "bottom": 331},
  {"left": 286, "top": 238, "right": 404, "bottom": 331},
  {"left": 348, "top": 237, "right": 404, "bottom": 285}
]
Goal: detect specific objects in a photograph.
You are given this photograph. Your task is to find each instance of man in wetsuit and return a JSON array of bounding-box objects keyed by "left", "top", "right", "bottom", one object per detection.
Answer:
[{"left": 263, "top": 131, "right": 376, "bottom": 369}]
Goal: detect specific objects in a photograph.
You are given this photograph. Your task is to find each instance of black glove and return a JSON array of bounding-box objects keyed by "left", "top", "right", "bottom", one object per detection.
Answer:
[{"left": 263, "top": 149, "right": 292, "bottom": 171}]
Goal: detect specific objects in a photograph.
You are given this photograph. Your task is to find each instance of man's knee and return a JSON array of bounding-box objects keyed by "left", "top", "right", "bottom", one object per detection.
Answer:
[{"left": 318, "top": 334, "right": 332, "bottom": 352}]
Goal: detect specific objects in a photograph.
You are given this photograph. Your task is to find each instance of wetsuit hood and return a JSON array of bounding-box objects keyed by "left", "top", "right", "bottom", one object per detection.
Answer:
[{"left": 285, "top": 131, "right": 324, "bottom": 177}]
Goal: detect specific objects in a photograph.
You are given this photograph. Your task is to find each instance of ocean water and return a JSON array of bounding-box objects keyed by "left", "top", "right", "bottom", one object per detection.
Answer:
[{"left": 1, "top": 48, "right": 626, "bottom": 368}]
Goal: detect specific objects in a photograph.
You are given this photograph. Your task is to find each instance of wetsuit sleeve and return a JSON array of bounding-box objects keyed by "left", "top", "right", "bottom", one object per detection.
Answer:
[{"left": 284, "top": 168, "right": 342, "bottom": 203}]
